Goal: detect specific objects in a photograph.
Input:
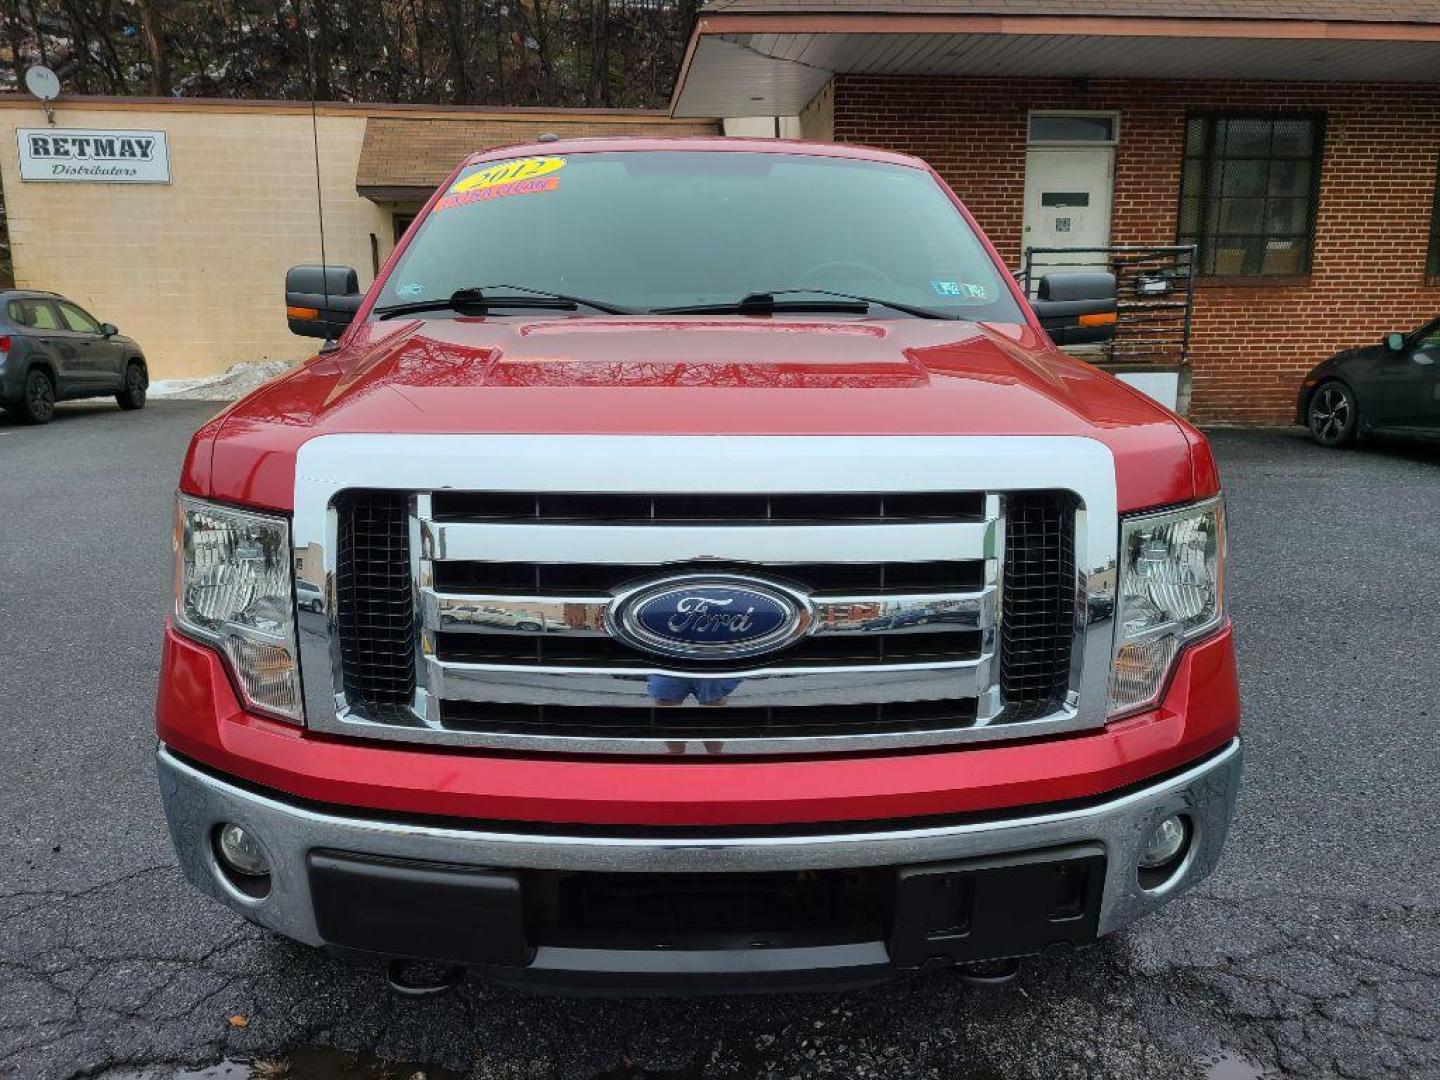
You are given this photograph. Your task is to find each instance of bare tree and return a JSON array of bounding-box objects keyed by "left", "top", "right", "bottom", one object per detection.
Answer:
[
  {"left": 4, "top": 3, "right": 30, "bottom": 90},
  {"left": 0, "top": 174, "right": 14, "bottom": 289},
  {"left": 0, "top": 0, "right": 699, "bottom": 110},
  {"left": 309, "top": 0, "right": 334, "bottom": 100},
  {"left": 134, "top": 0, "right": 170, "bottom": 95},
  {"left": 518, "top": 0, "right": 557, "bottom": 102},
  {"left": 587, "top": 0, "right": 609, "bottom": 106},
  {"left": 438, "top": 0, "right": 472, "bottom": 102}
]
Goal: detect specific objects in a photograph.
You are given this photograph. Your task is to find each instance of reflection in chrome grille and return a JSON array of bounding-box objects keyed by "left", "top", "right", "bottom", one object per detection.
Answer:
[
  {"left": 334, "top": 492, "right": 415, "bottom": 711},
  {"left": 434, "top": 629, "right": 985, "bottom": 669}
]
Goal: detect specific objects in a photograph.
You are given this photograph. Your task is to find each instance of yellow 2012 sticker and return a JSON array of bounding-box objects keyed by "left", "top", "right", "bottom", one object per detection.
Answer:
[
  {"left": 452, "top": 156, "right": 566, "bottom": 194},
  {"left": 435, "top": 156, "right": 566, "bottom": 211}
]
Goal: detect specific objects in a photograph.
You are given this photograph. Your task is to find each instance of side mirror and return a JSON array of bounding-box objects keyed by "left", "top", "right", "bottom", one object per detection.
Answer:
[
  {"left": 285, "top": 265, "right": 363, "bottom": 340},
  {"left": 1385, "top": 331, "right": 1407, "bottom": 353},
  {"left": 1031, "top": 272, "right": 1117, "bottom": 345},
  {"left": 100, "top": 322, "right": 118, "bottom": 337}
]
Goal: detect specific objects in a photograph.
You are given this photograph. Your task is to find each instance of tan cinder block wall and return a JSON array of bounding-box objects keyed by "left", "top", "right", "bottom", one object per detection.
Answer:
[
  {"left": 0, "top": 103, "right": 390, "bottom": 379},
  {"left": 798, "top": 81, "right": 835, "bottom": 142}
]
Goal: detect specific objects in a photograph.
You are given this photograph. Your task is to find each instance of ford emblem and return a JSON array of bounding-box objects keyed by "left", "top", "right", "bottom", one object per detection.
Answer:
[{"left": 608, "top": 575, "right": 813, "bottom": 660}]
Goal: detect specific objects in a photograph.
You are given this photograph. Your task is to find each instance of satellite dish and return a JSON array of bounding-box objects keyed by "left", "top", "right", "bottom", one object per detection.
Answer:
[{"left": 25, "top": 65, "right": 61, "bottom": 102}]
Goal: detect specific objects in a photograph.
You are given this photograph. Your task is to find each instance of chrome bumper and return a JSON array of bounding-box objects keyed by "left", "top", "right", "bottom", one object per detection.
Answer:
[{"left": 158, "top": 739, "right": 1241, "bottom": 983}]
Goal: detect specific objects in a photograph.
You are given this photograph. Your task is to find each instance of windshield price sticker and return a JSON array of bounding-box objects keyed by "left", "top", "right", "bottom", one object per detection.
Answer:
[{"left": 437, "top": 156, "right": 566, "bottom": 211}]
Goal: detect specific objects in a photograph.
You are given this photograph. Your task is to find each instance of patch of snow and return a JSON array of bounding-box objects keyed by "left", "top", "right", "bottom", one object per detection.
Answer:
[{"left": 150, "top": 360, "right": 299, "bottom": 401}]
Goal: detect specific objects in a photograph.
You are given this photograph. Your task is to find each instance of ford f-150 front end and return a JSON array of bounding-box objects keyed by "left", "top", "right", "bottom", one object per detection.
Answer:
[{"left": 157, "top": 138, "right": 1240, "bottom": 993}]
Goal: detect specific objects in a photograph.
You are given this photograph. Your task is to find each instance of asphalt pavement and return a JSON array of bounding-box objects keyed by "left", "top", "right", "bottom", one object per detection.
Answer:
[{"left": 1, "top": 400, "right": 1438, "bottom": 1080}]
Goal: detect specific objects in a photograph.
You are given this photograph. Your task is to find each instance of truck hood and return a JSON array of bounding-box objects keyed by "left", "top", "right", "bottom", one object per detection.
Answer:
[{"left": 188, "top": 316, "right": 1211, "bottom": 512}]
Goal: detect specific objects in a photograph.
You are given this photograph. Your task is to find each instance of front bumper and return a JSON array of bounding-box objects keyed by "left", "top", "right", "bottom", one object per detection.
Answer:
[{"left": 159, "top": 738, "right": 1242, "bottom": 992}]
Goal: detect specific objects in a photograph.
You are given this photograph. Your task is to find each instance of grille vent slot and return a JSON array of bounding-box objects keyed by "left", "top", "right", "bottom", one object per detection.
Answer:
[
  {"left": 999, "top": 491, "right": 1078, "bottom": 723},
  {"left": 431, "top": 491, "right": 986, "bottom": 525},
  {"left": 438, "top": 698, "right": 979, "bottom": 742},
  {"left": 335, "top": 491, "right": 415, "bottom": 712}
]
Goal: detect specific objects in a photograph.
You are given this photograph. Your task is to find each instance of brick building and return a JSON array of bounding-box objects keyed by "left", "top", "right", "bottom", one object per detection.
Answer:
[{"left": 671, "top": 1, "right": 1440, "bottom": 424}]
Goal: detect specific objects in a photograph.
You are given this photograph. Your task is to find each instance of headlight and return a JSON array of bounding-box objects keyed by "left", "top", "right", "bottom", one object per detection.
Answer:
[
  {"left": 173, "top": 496, "right": 303, "bottom": 722},
  {"left": 1109, "top": 497, "right": 1226, "bottom": 715}
]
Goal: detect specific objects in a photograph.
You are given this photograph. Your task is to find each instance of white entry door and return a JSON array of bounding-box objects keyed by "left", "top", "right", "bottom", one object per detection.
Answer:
[{"left": 1022, "top": 147, "right": 1114, "bottom": 267}]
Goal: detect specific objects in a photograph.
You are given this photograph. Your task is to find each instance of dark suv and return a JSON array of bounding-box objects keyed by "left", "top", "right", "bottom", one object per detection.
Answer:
[{"left": 0, "top": 290, "right": 149, "bottom": 424}]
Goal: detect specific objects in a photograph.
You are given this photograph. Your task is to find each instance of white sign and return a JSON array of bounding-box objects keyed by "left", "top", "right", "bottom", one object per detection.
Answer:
[{"left": 17, "top": 128, "right": 170, "bottom": 183}]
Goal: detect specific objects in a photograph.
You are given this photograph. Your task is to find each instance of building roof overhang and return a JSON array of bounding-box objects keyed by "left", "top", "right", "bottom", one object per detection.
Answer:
[
  {"left": 671, "top": 7, "right": 1440, "bottom": 117},
  {"left": 355, "top": 112, "right": 719, "bottom": 203}
]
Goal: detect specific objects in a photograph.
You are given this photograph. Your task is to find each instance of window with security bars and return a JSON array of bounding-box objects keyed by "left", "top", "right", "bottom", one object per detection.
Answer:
[
  {"left": 1428, "top": 156, "right": 1440, "bottom": 279},
  {"left": 1177, "top": 114, "right": 1324, "bottom": 278}
]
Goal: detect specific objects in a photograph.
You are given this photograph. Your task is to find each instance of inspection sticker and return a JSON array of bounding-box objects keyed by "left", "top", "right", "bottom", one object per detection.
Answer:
[
  {"left": 931, "top": 280, "right": 994, "bottom": 301},
  {"left": 436, "top": 156, "right": 566, "bottom": 210}
]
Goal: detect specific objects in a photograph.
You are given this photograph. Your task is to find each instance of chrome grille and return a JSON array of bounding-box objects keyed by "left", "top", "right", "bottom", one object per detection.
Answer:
[
  {"left": 294, "top": 435, "right": 1116, "bottom": 758},
  {"left": 419, "top": 490, "right": 1000, "bottom": 751},
  {"left": 315, "top": 483, "right": 1094, "bottom": 755}
]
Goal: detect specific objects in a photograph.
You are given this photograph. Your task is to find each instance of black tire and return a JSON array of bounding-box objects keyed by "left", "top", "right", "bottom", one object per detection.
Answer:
[
  {"left": 19, "top": 368, "right": 56, "bottom": 425},
  {"left": 1307, "top": 380, "right": 1358, "bottom": 447},
  {"left": 117, "top": 361, "right": 147, "bottom": 411}
]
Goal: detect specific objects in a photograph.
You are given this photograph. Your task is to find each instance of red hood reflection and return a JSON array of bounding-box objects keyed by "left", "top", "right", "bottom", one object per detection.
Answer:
[{"left": 188, "top": 315, "right": 1206, "bottom": 512}]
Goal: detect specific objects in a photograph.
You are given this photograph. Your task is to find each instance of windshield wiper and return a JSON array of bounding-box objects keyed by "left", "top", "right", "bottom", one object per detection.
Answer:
[
  {"left": 653, "top": 289, "right": 952, "bottom": 320},
  {"left": 374, "top": 283, "right": 637, "bottom": 319}
]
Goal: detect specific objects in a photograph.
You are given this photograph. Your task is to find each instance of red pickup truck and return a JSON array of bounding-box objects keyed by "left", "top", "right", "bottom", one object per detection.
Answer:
[{"left": 157, "top": 138, "right": 1240, "bottom": 993}]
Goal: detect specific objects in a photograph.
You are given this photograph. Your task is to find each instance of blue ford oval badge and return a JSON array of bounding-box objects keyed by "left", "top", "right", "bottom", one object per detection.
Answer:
[{"left": 609, "top": 575, "right": 812, "bottom": 660}]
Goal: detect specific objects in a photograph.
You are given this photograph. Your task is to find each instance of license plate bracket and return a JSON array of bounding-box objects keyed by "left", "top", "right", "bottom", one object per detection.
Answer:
[
  {"left": 888, "top": 843, "right": 1105, "bottom": 969},
  {"left": 309, "top": 850, "right": 531, "bottom": 967}
]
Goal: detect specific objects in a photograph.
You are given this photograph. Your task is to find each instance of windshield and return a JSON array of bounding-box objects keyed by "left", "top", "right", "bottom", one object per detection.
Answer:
[{"left": 377, "top": 151, "right": 1024, "bottom": 321}]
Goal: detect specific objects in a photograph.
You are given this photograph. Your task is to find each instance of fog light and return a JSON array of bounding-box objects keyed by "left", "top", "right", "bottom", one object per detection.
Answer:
[
  {"left": 1139, "top": 815, "right": 1188, "bottom": 869},
  {"left": 216, "top": 823, "right": 270, "bottom": 877}
]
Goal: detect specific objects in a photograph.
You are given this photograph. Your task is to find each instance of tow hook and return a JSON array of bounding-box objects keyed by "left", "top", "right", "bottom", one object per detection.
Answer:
[
  {"left": 386, "top": 959, "right": 467, "bottom": 999},
  {"left": 954, "top": 957, "right": 1023, "bottom": 987}
]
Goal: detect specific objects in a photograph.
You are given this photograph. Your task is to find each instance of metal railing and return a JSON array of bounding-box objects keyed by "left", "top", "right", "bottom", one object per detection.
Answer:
[{"left": 1021, "top": 245, "right": 1197, "bottom": 366}]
